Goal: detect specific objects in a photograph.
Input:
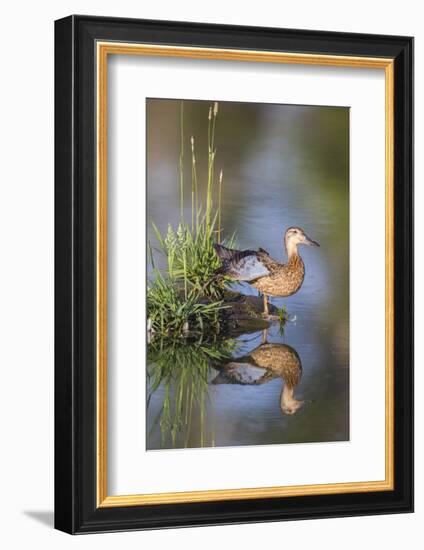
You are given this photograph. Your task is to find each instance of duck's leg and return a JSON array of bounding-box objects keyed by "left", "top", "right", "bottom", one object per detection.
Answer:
[
  {"left": 261, "top": 294, "right": 279, "bottom": 322},
  {"left": 263, "top": 293, "right": 269, "bottom": 316}
]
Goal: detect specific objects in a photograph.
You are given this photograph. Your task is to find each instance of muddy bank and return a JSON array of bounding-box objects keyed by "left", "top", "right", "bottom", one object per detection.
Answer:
[{"left": 220, "top": 291, "right": 279, "bottom": 335}]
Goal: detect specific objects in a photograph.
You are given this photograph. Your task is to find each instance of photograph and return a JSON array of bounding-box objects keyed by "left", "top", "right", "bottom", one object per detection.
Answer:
[{"left": 146, "top": 98, "right": 350, "bottom": 450}]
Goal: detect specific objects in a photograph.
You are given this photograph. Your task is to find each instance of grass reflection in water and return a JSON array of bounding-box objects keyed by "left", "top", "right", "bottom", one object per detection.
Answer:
[{"left": 147, "top": 335, "right": 237, "bottom": 448}]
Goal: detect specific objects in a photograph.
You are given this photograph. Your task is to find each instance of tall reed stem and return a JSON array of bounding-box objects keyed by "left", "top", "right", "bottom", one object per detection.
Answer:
[
  {"left": 206, "top": 107, "right": 212, "bottom": 226},
  {"left": 218, "top": 169, "right": 223, "bottom": 243},
  {"left": 206, "top": 102, "right": 218, "bottom": 227},
  {"left": 179, "top": 102, "right": 184, "bottom": 221},
  {"left": 190, "top": 136, "right": 198, "bottom": 233},
  {"left": 183, "top": 248, "right": 187, "bottom": 300}
]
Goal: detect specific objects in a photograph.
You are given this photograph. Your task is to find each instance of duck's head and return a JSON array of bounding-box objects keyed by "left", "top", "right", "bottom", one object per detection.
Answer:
[
  {"left": 281, "top": 398, "right": 305, "bottom": 415},
  {"left": 285, "top": 227, "right": 320, "bottom": 257},
  {"left": 281, "top": 384, "right": 305, "bottom": 415}
]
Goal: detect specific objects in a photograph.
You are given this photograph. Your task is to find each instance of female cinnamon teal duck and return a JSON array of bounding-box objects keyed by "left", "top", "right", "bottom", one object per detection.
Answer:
[{"left": 214, "top": 227, "right": 319, "bottom": 317}]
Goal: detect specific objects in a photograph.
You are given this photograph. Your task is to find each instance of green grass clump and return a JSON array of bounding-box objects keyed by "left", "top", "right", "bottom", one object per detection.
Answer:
[
  {"left": 147, "top": 268, "right": 225, "bottom": 336},
  {"left": 148, "top": 101, "right": 235, "bottom": 336},
  {"left": 151, "top": 219, "right": 235, "bottom": 300},
  {"left": 276, "top": 304, "right": 289, "bottom": 335}
]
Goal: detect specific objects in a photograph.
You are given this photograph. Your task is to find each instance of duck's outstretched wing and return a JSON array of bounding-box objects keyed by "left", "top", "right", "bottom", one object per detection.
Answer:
[{"left": 214, "top": 243, "right": 270, "bottom": 281}]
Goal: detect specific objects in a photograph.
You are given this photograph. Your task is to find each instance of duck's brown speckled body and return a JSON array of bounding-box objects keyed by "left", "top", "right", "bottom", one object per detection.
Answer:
[
  {"left": 214, "top": 226, "right": 319, "bottom": 315},
  {"left": 250, "top": 251, "right": 305, "bottom": 297},
  {"left": 250, "top": 343, "right": 302, "bottom": 388}
]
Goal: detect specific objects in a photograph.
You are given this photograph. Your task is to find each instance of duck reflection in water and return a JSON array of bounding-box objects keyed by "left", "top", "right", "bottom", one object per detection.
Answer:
[{"left": 211, "top": 331, "right": 305, "bottom": 415}]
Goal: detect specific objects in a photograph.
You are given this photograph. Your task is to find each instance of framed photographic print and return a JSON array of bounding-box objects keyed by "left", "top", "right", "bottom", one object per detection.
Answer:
[{"left": 54, "top": 15, "right": 413, "bottom": 534}]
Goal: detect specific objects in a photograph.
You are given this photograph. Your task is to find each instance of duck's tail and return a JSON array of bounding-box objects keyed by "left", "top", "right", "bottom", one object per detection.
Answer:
[
  {"left": 213, "top": 243, "right": 238, "bottom": 261},
  {"left": 213, "top": 244, "right": 233, "bottom": 276},
  {"left": 213, "top": 244, "right": 239, "bottom": 278},
  {"left": 214, "top": 243, "right": 257, "bottom": 263}
]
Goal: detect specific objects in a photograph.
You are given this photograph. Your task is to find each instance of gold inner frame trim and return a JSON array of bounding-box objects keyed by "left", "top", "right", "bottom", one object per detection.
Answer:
[{"left": 96, "top": 41, "right": 395, "bottom": 508}]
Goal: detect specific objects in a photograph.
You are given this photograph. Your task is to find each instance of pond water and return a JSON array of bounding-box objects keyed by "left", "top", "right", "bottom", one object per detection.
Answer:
[{"left": 146, "top": 99, "right": 349, "bottom": 450}]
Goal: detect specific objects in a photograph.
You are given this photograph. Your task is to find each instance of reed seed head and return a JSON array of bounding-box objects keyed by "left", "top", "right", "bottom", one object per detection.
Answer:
[{"left": 213, "top": 102, "right": 218, "bottom": 117}]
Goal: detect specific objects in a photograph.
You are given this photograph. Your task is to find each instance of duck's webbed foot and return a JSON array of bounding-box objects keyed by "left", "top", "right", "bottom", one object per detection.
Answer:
[
  {"left": 260, "top": 294, "right": 280, "bottom": 322},
  {"left": 261, "top": 313, "right": 280, "bottom": 322}
]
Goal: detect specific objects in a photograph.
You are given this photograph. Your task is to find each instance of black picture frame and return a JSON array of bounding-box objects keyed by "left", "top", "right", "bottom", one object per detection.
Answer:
[{"left": 55, "top": 14, "right": 413, "bottom": 534}]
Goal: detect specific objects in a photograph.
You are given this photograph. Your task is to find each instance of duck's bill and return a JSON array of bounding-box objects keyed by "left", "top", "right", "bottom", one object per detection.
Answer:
[{"left": 304, "top": 235, "right": 320, "bottom": 247}]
